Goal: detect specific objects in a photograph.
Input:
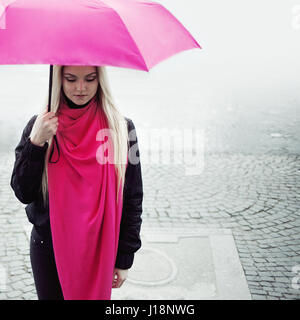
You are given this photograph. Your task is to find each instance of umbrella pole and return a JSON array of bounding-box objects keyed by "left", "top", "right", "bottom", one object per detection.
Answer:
[
  {"left": 47, "top": 65, "right": 53, "bottom": 112},
  {"left": 47, "top": 64, "right": 60, "bottom": 163}
]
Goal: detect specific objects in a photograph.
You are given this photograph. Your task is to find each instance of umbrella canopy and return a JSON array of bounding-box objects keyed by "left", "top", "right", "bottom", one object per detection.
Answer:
[{"left": 0, "top": 0, "right": 201, "bottom": 71}]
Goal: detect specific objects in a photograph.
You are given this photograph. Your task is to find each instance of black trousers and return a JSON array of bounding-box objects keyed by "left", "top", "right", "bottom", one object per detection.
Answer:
[{"left": 30, "top": 225, "right": 64, "bottom": 300}]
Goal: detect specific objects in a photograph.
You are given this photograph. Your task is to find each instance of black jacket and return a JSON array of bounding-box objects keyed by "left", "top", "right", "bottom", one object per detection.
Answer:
[{"left": 10, "top": 115, "right": 143, "bottom": 269}]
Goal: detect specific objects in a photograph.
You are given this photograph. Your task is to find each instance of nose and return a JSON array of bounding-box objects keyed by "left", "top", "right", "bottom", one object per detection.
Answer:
[{"left": 76, "top": 80, "right": 86, "bottom": 92}]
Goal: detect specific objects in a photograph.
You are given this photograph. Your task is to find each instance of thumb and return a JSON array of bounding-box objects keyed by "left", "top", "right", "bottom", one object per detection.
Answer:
[{"left": 112, "top": 270, "right": 117, "bottom": 282}]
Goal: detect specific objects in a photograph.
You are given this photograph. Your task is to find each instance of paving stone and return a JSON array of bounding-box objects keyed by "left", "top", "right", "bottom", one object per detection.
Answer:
[
  {"left": 250, "top": 288, "right": 267, "bottom": 295},
  {"left": 23, "top": 278, "right": 34, "bottom": 286},
  {"left": 260, "top": 281, "right": 274, "bottom": 287},
  {"left": 259, "top": 276, "right": 276, "bottom": 282},
  {"left": 267, "top": 296, "right": 281, "bottom": 300},
  {"left": 270, "top": 271, "right": 286, "bottom": 277},
  {"left": 9, "top": 272, "right": 27, "bottom": 281},
  {"left": 10, "top": 269, "right": 26, "bottom": 276},
  {"left": 268, "top": 291, "right": 283, "bottom": 297},
  {"left": 251, "top": 294, "right": 267, "bottom": 300},
  {"left": 22, "top": 292, "right": 37, "bottom": 300},
  {"left": 6, "top": 290, "right": 22, "bottom": 299},
  {"left": 254, "top": 258, "right": 268, "bottom": 263},
  {"left": 283, "top": 294, "right": 300, "bottom": 300},
  {"left": 274, "top": 277, "right": 292, "bottom": 284},
  {"left": 11, "top": 280, "right": 25, "bottom": 291},
  {"left": 245, "top": 270, "right": 258, "bottom": 276},
  {"left": 21, "top": 285, "right": 35, "bottom": 293}
]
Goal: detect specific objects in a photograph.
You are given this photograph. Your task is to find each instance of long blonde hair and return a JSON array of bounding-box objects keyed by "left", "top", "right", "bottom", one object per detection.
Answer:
[{"left": 40, "top": 65, "right": 129, "bottom": 206}]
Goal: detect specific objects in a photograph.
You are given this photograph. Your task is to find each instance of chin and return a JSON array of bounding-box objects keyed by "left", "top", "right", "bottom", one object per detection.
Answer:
[
  {"left": 76, "top": 100, "right": 87, "bottom": 105},
  {"left": 74, "top": 96, "right": 89, "bottom": 104}
]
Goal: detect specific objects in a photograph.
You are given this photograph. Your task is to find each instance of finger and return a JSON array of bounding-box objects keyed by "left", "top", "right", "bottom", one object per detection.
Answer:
[
  {"left": 48, "top": 113, "right": 57, "bottom": 120},
  {"left": 112, "top": 278, "right": 119, "bottom": 288},
  {"left": 48, "top": 117, "right": 58, "bottom": 126},
  {"left": 49, "top": 118, "right": 58, "bottom": 125},
  {"left": 44, "top": 111, "right": 56, "bottom": 119},
  {"left": 118, "top": 279, "right": 125, "bottom": 288},
  {"left": 116, "top": 277, "right": 124, "bottom": 288},
  {"left": 112, "top": 272, "right": 117, "bottom": 286}
]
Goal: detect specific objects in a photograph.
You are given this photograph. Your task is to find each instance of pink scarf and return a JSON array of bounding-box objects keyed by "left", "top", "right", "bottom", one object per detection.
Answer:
[{"left": 47, "top": 94, "right": 124, "bottom": 300}]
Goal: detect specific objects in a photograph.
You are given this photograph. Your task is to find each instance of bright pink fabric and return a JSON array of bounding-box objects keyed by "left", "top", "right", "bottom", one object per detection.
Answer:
[
  {"left": 0, "top": 0, "right": 201, "bottom": 70},
  {"left": 47, "top": 94, "right": 124, "bottom": 300}
]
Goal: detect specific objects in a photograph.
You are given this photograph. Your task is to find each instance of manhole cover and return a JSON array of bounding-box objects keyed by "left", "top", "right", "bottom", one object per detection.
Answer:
[{"left": 128, "top": 247, "right": 177, "bottom": 286}]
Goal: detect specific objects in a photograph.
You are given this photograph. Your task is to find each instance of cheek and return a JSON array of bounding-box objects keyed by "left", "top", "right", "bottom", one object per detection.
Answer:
[
  {"left": 62, "top": 81, "right": 73, "bottom": 93},
  {"left": 90, "top": 82, "right": 99, "bottom": 93}
]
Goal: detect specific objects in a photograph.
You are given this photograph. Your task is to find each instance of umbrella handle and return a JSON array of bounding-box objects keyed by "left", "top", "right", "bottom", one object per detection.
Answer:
[
  {"left": 47, "top": 65, "right": 53, "bottom": 113},
  {"left": 49, "top": 135, "right": 60, "bottom": 163},
  {"left": 47, "top": 65, "right": 60, "bottom": 163}
]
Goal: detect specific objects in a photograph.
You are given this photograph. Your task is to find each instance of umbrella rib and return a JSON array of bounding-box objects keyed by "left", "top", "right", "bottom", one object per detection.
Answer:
[{"left": 108, "top": 7, "right": 150, "bottom": 72}]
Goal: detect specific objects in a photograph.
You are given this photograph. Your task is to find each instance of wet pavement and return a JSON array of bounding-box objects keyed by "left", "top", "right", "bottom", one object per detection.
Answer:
[
  {"left": 0, "top": 64, "right": 300, "bottom": 300},
  {"left": 112, "top": 228, "right": 251, "bottom": 300},
  {"left": 0, "top": 150, "right": 299, "bottom": 300}
]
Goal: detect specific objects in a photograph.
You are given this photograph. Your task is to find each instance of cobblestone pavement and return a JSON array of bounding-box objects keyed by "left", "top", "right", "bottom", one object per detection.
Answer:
[{"left": 0, "top": 151, "right": 300, "bottom": 300}]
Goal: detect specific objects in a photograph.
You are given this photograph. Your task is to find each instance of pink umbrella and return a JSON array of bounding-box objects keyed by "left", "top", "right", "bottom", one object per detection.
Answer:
[
  {"left": 1, "top": 0, "right": 201, "bottom": 69},
  {"left": 1, "top": 0, "right": 201, "bottom": 109},
  {"left": 1, "top": 0, "right": 201, "bottom": 162}
]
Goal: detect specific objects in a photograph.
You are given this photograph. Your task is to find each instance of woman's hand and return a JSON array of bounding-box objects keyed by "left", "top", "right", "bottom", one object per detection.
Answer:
[
  {"left": 29, "top": 107, "right": 59, "bottom": 147},
  {"left": 112, "top": 268, "right": 128, "bottom": 288}
]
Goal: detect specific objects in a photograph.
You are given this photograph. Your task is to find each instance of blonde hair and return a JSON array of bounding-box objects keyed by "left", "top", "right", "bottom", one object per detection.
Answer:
[{"left": 39, "top": 65, "right": 129, "bottom": 207}]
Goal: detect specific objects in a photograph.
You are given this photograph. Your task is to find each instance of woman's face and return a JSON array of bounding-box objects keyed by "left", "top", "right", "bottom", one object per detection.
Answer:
[{"left": 62, "top": 66, "right": 99, "bottom": 105}]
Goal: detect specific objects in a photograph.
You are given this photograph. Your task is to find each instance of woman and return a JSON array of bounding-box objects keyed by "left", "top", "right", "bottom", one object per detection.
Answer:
[{"left": 10, "top": 65, "right": 143, "bottom": 300}]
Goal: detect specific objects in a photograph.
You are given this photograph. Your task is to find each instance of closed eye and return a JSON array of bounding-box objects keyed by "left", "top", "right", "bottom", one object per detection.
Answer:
[{"left": 66, "top": 78, "right": 96, "bottom": 82}]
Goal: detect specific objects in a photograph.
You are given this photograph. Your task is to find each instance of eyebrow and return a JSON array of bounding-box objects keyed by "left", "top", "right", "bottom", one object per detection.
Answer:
[{"left": 63, "top": 72, "right": 97, "bottom": 77}]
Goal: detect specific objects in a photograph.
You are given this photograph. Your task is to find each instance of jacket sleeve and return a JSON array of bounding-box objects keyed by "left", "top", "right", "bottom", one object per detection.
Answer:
[
  {"left": 10, "top": 115, "right": 49, "bottom": 204},
  {"left": 115, "top": 119, "right": 143, "bottom": 269}
]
